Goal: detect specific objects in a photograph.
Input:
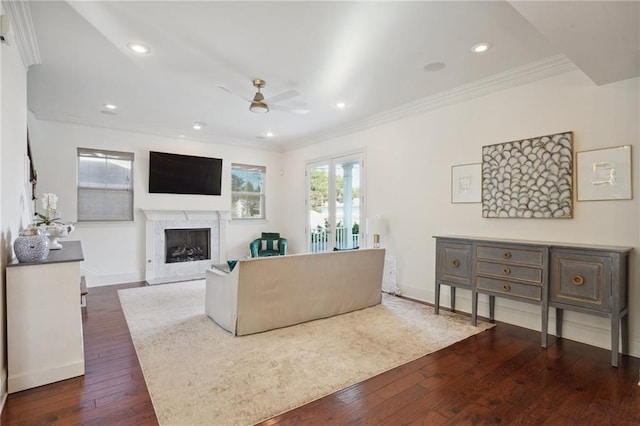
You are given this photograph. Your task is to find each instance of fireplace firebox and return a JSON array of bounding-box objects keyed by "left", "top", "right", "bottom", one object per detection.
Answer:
[{"left": 164, "top": 228, "right": 211, "bottom": 263}]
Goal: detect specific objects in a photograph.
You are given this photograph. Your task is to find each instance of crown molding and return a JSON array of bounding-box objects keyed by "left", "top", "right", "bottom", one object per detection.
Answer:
[
  {"left": 2, "top": 0, "right": 41, "bottom": 67},
  {"left": 30, "top": 114, "right": 284, "bottom": 153},
  {"left": 285, "top": 55, "right": 578, "bottom": 151}
]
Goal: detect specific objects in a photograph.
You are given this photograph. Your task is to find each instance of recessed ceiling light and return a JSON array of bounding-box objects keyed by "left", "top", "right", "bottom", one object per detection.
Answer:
[
  {"left": 335, "top": 102, "right": 347, "bottom": 109},
  {"left": 265, "top": 132, "right": 275, "bottom": 138},
  {"left": 192, "top": 122, "right": 205, "bottom": 130},
  {"left": 471, "top": 42, "right": 491, "bottom": 54},
  {"left": 104, "top": 104, "right": 117, "bottom": 110},
  {"left": 424, "top": 62, "right": 446, "bottom": 72},
  {"left": 127, "top": 42, "right": 151, "bottom": 54}
]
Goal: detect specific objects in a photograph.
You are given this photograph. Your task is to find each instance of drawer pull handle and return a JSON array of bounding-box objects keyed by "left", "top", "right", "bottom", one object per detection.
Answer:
[
  {"left": 502, "top": 283, "right": 511, "bottom": 291},
  {"left": 572, "top": 274, "right": 585, "bottom": 286},
  {"left": 503, "top": 267, "right": 511, "bottom": 275},
  {"left": 451, "top": 259, "right": 460, "bottom": 268},
  {"left": 503, "top": 252, "right": 512, "bottom": 259}
]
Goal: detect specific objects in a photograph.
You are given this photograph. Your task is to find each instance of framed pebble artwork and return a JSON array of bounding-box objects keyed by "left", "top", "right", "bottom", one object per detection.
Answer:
[{"left": 481, "top": 131, "right": 573, "bottom": 219}]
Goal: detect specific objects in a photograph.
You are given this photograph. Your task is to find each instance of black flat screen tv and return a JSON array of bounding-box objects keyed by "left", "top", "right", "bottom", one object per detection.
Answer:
[{"left": 149, "top": 151, "right": 222, "bottom": 195}]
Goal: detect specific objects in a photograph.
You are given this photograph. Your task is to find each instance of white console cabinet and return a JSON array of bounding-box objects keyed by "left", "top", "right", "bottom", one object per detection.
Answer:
[{"left": 6, "top": 241, "right": 85, "bottom": 393}]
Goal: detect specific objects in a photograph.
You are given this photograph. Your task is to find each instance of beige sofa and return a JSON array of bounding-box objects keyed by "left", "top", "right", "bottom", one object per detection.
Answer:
[{"left": 205, "top": 248, "right": 385, "bottom": 335}]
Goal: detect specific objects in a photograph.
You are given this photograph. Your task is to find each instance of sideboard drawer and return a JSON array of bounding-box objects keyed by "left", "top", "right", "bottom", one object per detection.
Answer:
[
  {"left": 476, "top": 261, "right": 542, "bottom": 284},
  {"left": 476, "top": 245, "right": 544, "bottom": 266},
  {"left": 476, "top": 276, "right": 542, "bottom": 301},
  {"left": 550, "top": 252, "right": 611, "bottom": 312}
]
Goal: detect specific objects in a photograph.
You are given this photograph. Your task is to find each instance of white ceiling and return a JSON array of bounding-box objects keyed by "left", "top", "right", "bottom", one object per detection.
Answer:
[{"left": 26, "top": 1, "right": 639, "bottom": 151}]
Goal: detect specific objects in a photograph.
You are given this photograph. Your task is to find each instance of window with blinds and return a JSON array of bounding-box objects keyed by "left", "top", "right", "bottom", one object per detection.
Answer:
[{"left": 77, "top": 148, "right": 134, "bottom": 221}]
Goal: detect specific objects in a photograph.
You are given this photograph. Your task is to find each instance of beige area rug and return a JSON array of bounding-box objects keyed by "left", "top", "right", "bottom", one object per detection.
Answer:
[{"left": 119, "top": 280, "right": 493, "bottom": 426}]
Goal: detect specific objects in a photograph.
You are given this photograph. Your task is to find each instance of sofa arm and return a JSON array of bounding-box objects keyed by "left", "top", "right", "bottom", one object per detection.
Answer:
[{"left": 205, "top": 267, "right": 239, "bottom": 335}]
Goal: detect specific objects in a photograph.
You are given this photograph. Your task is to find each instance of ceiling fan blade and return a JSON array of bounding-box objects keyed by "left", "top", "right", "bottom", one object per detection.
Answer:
[
  {"left": 269, "top": 104, "right": 310, "bottom": 115},
  {"left": 265, "top": 89, "right": 300, "bottom": 104},
  {"left": 216, "top": 85, "right": 233, "bottom": 94},
  {"left": 217, "top": 85, "right": 252, "bottom": 102}
]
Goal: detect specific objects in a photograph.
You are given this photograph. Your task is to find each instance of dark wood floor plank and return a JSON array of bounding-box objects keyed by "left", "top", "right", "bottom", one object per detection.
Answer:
[
  {"left": 374, "top": 370, "right": 427, "bottom": 400},
  {"left": 2, "top": 285, "right": 639, "bottom": 426},
  {"left": 353, "top": 383, "right": 431, "bottom": 425}
]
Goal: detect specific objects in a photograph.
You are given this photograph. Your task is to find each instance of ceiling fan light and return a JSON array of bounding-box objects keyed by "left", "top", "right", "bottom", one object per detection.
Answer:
[{"left": 250, "top": 101, "right": 269, "bottom": 113}]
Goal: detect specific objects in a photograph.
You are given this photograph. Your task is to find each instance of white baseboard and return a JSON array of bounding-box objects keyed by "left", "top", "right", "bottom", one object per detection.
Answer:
[
  {"left": 400, "top": 284, "right": 640, "bottom": 359},
  {"left": 8, "top": 361, "right": 84, "bottom": 394},
  {"left": 80, "top": 268, "right": 143, "bottom": 287}
]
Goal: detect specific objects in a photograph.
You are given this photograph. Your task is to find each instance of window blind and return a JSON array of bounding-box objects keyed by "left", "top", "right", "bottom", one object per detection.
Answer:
[{"left": 77, "top": 148, "right": 134, "bottom": 221}]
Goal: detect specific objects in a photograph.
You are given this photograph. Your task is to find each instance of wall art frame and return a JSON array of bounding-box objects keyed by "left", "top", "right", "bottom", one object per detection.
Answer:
[
  {"left": 482, "top": 131, "right": 573, "bottom": 218},
  {"left": 576, "top": 145, "right": 632, "bottom": 201},
  {"left": 451, "top": 163, "right": 481, "bottom": 203}
]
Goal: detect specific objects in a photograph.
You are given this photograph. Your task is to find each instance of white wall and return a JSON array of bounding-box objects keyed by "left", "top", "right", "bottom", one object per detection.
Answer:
[
  {"left": 281, "top": 70, "right": 640, "bottom": 357},
  {"left": 0, "top": 3, "right": 32, "bottom": 411},
  {"left": 27, "top": 119, "right": 285, "bottom": 286}
]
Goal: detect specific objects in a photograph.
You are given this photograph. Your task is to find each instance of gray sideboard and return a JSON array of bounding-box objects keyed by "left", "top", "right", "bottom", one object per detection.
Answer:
[{"left": 433, "top": 236, "right": 631, "bottom": 366}]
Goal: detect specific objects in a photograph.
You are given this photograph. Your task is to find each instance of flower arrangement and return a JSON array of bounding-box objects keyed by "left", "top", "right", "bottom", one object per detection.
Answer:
[{"left": 34, "top": 193, "right": 60, "bottom": 226}]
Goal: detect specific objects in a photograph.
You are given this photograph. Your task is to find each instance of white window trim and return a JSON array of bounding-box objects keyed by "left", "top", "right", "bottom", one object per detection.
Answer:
[{"left": 231, "top": 163, "right": 266, "bottom": 220}]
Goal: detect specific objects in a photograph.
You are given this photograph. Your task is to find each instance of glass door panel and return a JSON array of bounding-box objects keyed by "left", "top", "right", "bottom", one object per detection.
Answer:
[
  {"left": 334, "top": 159, "right": 361, "bottom": 250},
  {"left": 307, "top": 153, "right": 363, "bottom": 253},
  {"left": 308, "top": 163, "right": 331, "bottom": 253}
]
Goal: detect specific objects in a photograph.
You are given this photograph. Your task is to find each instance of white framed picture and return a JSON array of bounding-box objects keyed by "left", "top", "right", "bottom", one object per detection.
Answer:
[
  {"left": 451, "top": 163, "right": 481, "bottom": 203},
  {"left": 577, "top": 145, "right": 632, "bottom": 201}
]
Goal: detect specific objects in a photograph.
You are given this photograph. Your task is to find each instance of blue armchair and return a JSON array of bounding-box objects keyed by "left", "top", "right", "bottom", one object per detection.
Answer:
[{"left": 250, "top": 232, "right": 288, "bottom": 257}]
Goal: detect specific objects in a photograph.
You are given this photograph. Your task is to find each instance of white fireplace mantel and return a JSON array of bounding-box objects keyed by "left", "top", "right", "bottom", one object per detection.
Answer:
[
  {"left": 142, "top": 209, "right": 231, "bottom": 222},
  {"left": 142, "top": 209, "right": 230, "bottom": 284}
]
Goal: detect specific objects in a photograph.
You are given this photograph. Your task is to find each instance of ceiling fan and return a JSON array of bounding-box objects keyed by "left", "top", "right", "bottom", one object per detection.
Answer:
[
  {"left": 218, "top": 79, "right": 310, "bottom": 115},
  {"left": 249, "top": 79, "right": 269, "bottom": 113}
]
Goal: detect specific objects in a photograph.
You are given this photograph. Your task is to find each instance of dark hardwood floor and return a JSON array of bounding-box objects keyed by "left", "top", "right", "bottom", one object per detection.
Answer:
[{"left": 2, "top": 282, "right": 639, "bottom": 425}]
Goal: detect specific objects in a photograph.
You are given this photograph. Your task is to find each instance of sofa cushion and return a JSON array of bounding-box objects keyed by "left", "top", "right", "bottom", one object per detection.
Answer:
[{"left": 260, "top": 239, "right": 280, "bottom": 252}]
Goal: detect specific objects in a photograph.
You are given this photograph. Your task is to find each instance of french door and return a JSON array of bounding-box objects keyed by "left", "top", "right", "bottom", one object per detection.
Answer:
[{"left": 307, "top": 152, "right": 364, "bottom": 253}]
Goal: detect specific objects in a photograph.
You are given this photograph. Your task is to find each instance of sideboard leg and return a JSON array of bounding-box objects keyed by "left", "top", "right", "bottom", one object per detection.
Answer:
[
  {"left": 611, "top": 313, "right": 620, "bottom": 367},
  {"left": 541, "top": 302, "right": 548, "bottom": 348},
  {"left": 471, "top": 291, "right": 478, "bottom": 326},
  {"left": 556, "top": 308, "right": 563, "bottom": 338},
  {"left": 450, "top": 287, "right": 456, "bottom": 312},
  {"left": 489, "top": 295, "right": 495, "bottom": 322}
]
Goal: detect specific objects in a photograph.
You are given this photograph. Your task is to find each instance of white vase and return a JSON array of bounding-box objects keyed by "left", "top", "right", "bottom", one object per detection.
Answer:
[
  {"left": 43, "top": 223, "right": 74, "bottom": 250},
  {"left": 14, "top": 228, "right": 50, "bottom": 262}
]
